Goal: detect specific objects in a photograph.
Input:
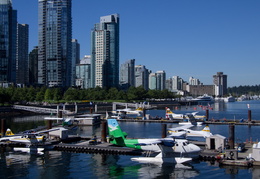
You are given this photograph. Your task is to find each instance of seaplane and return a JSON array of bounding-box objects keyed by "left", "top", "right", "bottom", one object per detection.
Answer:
[
  {"left": 167, "top": 124, "right": 194, "bottom": 139},
  {"left": 178, "top": 117, "right": 204, "bottom": 126},
  {"left": 111, "top": 107, "right": 143, "bottom": 118},
  {"left": 165, "top": 107, "right": 185, "bottom": 120},
  {"left": 131, "top": 142, "right": 193, "bottom": 164},
  {"left": 44, "top": 117, "right": 81, "bottom": 126},
  {"left": 168, "top": 125, "right": 213, "bottom": 138},
  {"left": 107, "top": 119, "right": 201, "bottom": 161},
  {"left": 0, "top": 128, "right": 59, "bottom": 145},
  {"left": 165, "top": 107, "right": 206, "bottom": 120}
]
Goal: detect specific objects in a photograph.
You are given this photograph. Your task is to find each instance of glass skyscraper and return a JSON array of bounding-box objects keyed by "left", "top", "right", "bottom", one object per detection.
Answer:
[
  {"left": 0, "top": 0, "right": 17, "bottom": 83},
  {"left": 213, "top": 72, "right": 227, "bottom": 97},
  {"left": 71, "top": 39, "right": 80, "bottom": 86},
  {"left": 16, "top": 24, "right": 29, "bottom": 85},
  {"left": 120, "top": 59, "right": 135, "bottom": 90},
  {"left": 38, "top": 0, "right": 72, "bottom": 87},
  {"left": 91, "top": 14, "right": 119, "bottom": 88}
]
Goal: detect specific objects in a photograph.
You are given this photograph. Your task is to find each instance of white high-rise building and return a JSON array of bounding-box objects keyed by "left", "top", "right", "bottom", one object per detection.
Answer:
[{"left": 91, "top": 14, "right": 119, "bottom": 88}]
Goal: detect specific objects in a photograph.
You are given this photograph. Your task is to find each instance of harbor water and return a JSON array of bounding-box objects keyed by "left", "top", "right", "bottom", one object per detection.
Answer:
[{"left": 1, "top": 100, "right": 260, "bottom": 178}]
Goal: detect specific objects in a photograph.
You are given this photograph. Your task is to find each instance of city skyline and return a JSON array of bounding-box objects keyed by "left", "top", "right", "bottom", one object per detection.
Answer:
[{"left": 12, "top": 0, "right": 260, "bottom": 87}]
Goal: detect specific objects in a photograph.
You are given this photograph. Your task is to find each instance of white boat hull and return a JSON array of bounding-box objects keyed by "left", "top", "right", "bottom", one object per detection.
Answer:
[
  {"left": 131, "top": 156, "right": 192, "bottom": 164},
  {"left": 13, "top": 147, "right": 45, "bottom": 155}
]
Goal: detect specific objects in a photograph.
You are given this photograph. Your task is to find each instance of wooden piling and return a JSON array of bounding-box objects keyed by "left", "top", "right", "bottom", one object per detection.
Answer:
[
  {"left": 248, "top": 110, "right": 252, "bottom": 122},
  {"left": 229, "top": 124, "right": 235, "bottom": 149},
  {"left": 101, "top": 121, "right": 107, "bottom": 142},
  {"left": 1, "top": 119, "right": 6, "bottom": 136},
  {"left": 58, "top": 110, "right": 62, "bottom": 118},
  {"left": 143, "top": 109, "right": 146, "bottom": 120},
  {"left": 206, "top": 109, "right": 209, "bottom": 121},
  {"left": 47, "top": 120, "right": 52, "bottom": 130},
  {"left": 161, "top": 124, "right": 167, "bottom": 138}
]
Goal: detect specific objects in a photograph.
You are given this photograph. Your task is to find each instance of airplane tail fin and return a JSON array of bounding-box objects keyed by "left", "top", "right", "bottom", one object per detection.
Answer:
[
  {"left": 202, "top": 126, "right": 210, "bottom": 132},
  {"left": 107, "top": 119, "right": 128, "bottom": 146},
  {"left": 5, "top": 128, "right": 14, "bottom": 136},
  {"left": 136, "top": 107, "right": 143, "bottom": 111},
  {"left": 165, "top": 107, "right": 173, "bottom": 119},
  {"left": 201, "top": 126, "right": 212, "bottom": 137}
]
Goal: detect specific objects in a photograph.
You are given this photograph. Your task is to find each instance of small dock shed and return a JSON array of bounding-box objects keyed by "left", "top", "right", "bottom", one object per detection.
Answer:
[
  {"left": 251, "top": 142, "right": 260, "bottom": 161},
  {"left": 75, "top": 114, "right": 102, "bottom": 125},
  {"left": 206, "top": 134, "right": 226, "bottom": 151}
]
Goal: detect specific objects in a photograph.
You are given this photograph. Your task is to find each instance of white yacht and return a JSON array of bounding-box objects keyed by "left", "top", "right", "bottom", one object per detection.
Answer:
[
  {"left": 224, "top": 96, "right": 236, "bottom": 102},
  {"left": 192, "top": 94, "right": 214, "bottom": 102}
]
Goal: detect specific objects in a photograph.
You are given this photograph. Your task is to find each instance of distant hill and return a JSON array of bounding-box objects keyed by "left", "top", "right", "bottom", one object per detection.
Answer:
[{"left": 228, "top": 85, "right": 260, "bottom": 96}]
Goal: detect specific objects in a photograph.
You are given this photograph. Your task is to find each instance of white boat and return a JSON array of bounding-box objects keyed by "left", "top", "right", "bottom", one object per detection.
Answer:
[
  {"left": 179, "top": 120, "right": 203, "bottom": 126},
  {"left": 13, "top": 147, "right": 45, "bottom": 155},
  {"left": 131, "top": 153, "right": 192, "bottom": 164},
  {"left": 224, "top": 96, "right": 236, "bottom": 102},
  {"left": 192, "top": 94, "right": 214, "bottom": 102}
]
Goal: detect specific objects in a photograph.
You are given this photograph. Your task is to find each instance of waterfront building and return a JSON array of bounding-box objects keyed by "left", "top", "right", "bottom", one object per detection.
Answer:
[
  {"left": 172, "top": 76, "right": 184, "bottom": 90},
  {"left": 16, "top": 24, "right": 29, "bottom": 85},
  {"left": 71, "top": 39, "right": 80, "bottom": 86},
  {"left": 75, "top": 56, "right": 91, "bottom": 89},
  {"left": 165, "top": 78, "right": 172, "bottom": 91},
  {"left": 135, "top": 65, "right": 149, "bottom": 90},
  {"left": 120, "top": 59, "right": 135, "bottom": 90},
  {"left": 81, "top": 55, "right": 91, "bottom": 64},
  {"left": 156, "top": 71, "right": 166, "bottom": 90},
  {"left": 187, "top": 85, "right": 214, "bottom": 97},
  {"left": 149, "top": 71, "right": 166, "bottom": 90},
  {"left": 38, "top": 0, "right": 72, "bottom": 87},
  {"left": 189, "top": 76, "right": 201, "bottom": 85},
  {"left": 0, "top": 0, "right": 17, "bottom": 83},
  {"left": 213, "top": 72, "right": 227, "bottom": 97},
  {"left": 29, "top": 46, "right": 38, "bottom": 85},
  {"left": 149, "top": 73, "right": 157, "bottom": 90},
  {"left": 91, "top": 14, "right": 120, "bottom": 89}
]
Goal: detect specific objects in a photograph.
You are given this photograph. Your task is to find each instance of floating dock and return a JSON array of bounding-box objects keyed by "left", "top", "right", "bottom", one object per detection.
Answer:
[{"left": 53, "top": 142, "right": 143, "bottom": 156}]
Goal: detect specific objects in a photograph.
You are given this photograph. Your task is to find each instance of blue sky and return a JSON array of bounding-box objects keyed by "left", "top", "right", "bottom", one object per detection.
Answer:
[{"left": 13, "top": 0, "right": 260, "bottom": 87}]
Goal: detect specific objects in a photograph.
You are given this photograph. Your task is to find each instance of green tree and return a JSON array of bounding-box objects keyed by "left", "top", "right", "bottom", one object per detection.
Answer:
[
  {"left": 63, "top": 88, "right": 79, "bottom": 101},
  {"left": 35, "top": 87, "right": 46, "bottom": 101},
  {"left": 26, "top": 86, "right": 37, "bottom": 101},
  {"left": 117, "top": 90, "right": 127, "bottom": 101},
  {"left": 53, "top": 88, "right": 62, "bottom": 101},
  {"left": 44, "top": 88, "right": 53, "bottom": 101},
  {"left": 106, "top": 88, "right": 119, "bottom": 100}
]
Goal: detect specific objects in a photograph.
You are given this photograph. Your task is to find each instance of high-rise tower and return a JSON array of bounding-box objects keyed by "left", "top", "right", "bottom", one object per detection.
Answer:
[
  {"left": 38, "top": 0, "right": 72, "bottom": 87},
  {"left": 120, "top": 59, "right": 135, "bottom": 90},
  {"left": 16, "top": 24, "right": 29, "bottom": 84},
  {"left": 213, "top": 72, "right": 227, "bottom": 97},
  {"left": 0, "top": 0, "right": 17, "bottom": 83},
  {"left": 91, "top": 14, "right": 119, "bottom": 88}
]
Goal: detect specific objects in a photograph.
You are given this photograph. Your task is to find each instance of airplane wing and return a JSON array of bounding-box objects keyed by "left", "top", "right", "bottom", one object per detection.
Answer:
[
  {"left": 25, "top": 128, "right": 61, "bottom": 135},
  {"left": 134, "top": 139, "right": 176, "bottom": 147},
  {"left": 134, "top": 140, "right": 162, "bottom": 146},
  {"left": 44, "top": 117, "right": 64, "bottom": 120},
  {"left": 191, "top": 112, "right": 199, "bottom": 116},
  {"left": 74, "top": 118, "right": 89, "bottom": 120},
  {"left": 168, "top": 124, "right": 194, "bottom": 131}
]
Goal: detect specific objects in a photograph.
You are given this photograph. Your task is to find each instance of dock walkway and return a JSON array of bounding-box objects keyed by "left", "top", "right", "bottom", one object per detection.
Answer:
[{"left": 53, "top": 142, "right": 143, "bottom": 156}]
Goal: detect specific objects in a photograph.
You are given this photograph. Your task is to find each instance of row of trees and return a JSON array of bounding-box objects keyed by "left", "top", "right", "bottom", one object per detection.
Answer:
[
  {"left": 0, "top": 84, "right": 258, "bottom": 105},
  {"left": 0, "top": 86, "right": 176, "bottom": 104},
  {"left": 227, "top": 85, "right": 260, "bottom": 96}
]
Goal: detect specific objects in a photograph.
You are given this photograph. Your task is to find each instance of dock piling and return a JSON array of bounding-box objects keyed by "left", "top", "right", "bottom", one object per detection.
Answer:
[
  {"left": 206, "top": 109, "right": 209, "bottom": 121},
  {"left": 229, "top": 124, "right": 235, "bottom": 149},
  {"left": 101, "top": 121, "right": 107, "bottom": 142},
  {"left": 248, "top": 110, "right": 252, "bottom": 122},
  {"left": 1, "top": 119, "right": 6, "bottom": 136},
  {"left": 161, "top": 124, "right": 167, "bottom": 138}
]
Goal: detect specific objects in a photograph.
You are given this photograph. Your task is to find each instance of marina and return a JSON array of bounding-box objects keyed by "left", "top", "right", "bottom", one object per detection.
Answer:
[{"left": 1, "top": 100, "right": 260, "bottom": 178}]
